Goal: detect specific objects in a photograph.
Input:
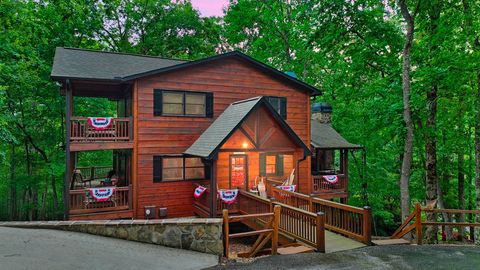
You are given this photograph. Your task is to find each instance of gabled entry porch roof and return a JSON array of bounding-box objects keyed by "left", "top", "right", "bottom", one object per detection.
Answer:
[{"left": 184, "top": 96, "right": 311, "bottom": 159}]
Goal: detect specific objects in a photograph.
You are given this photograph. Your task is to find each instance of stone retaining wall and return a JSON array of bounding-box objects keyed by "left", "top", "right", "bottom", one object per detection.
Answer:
[{"left": 0, "top": 218, "right": 223, "bottom": 255}]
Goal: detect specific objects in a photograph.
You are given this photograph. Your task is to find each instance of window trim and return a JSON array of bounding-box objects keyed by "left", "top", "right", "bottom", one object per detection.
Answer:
[
  {"left": 154, "top": 89, "right": 213, "bottom": 117},
  {"left": 153, "top": 155, "right": 208, "bottom": 183}
]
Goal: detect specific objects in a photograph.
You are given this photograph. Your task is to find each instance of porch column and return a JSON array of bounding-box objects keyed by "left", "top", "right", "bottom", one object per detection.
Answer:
[
  {"left": 209, "top": 158, "right": 217, "bottom": 218},
  {"left": 64, "top": 79, "right": 73, "bottom": 220}
]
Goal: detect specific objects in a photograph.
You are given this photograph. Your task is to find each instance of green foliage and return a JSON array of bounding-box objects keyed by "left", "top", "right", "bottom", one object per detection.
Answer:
[{"left": 1, "top": 0, "right": 479, "bottom": 235}]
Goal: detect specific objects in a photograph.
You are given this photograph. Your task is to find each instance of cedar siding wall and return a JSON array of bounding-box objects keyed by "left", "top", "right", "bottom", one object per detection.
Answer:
[{"left": 134, "top": 57, "right": 311, "bottom": 218}]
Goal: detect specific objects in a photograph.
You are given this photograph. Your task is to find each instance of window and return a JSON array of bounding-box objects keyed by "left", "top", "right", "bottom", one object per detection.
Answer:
[
  {"left": 153, "top": 156, "right": 208, "bottom": 182},
  {"left": 266, "top": 96, "right": 287, "bottom": 119},
  {"left": 154, "top": 90, "right": 213, "bottom": 117},
  {"left": 260, "top": 153, "right": 284, "bottom": 177},
  {"left": 266, "top": 155, "right": 276, "bottom": 175}
]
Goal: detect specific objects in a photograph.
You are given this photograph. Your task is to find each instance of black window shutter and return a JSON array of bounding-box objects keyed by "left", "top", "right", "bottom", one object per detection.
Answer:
[
  {"left": 153, "top": 156, "right": 162, "bottom": 182},
  {"left": 153, "top": 90, "right": 163, "bottom": 116},
  {"left": 276, "top": 154, "right": 284, "bottom": 176},
  {"left": 280, "top": 97, "right": 287, "bottom": 119},
  {"left": 205, "top": 92, "right": 214, "bottom": 118},
  {"left": 259, "top": 153, "right": 266, "bottom": 176}
]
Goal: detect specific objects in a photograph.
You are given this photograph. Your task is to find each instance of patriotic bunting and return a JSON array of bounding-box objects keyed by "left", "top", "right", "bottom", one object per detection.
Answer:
[
  {"left": 194, "top": 186, "right": 207, "bottom": 198},
  {"left": 322, "top": 175, "right": 339, "bottom": 184},
  {"left": 276, "top": 185, "right": 296, "bottom": 192},
  {"left": 218, "top": 189, "right": 239, "bottom": 204},
  {"left": 88, "top": 117, "right": 113, "bottom": 131},
  {"left": 88, "top": 187, "right": 115, "bottom": 202}
]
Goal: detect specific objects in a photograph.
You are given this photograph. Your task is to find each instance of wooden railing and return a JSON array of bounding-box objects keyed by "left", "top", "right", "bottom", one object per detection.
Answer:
[
  {"left": 193, "top": 186, "right": 239, "bottom": 217},
  {"left": 194, "top": 188, "right": 326, "bottom": 252},
  {"left": 223, "top": 206, "right": 280, "bottom": 258},
  {"left": 272, "top": 187, "right": 371, "bottom": 244},
  {"left": 275, "top": 202, "right": 325, "bottom": 252},
  {"left": 392, "top": 203, "right": 480, "bottom": 244},
  {"left": 312, "top": 174, "right": 347, "bottom": 194},
  {"left": 69, "top": 186, "right": 132, "bottom": 215},
  {"left": 70, "top": 117, "right": 132, "bottom": 142}
]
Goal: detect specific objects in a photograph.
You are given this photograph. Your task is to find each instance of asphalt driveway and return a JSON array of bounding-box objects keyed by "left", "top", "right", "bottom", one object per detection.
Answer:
[
  {"left": 212, "top": 245, "right": 480, "bottom": 270},
  {"left": 0, "top": 226, "right": 218, "bottom": 270}
]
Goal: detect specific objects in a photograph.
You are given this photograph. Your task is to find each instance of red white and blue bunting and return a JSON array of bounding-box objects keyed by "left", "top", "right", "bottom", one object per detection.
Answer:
[
  {"left": 276, "top": 185, "right": 296, "bottom": 193},
  {"left": 322, "top": 175, "right": 339, "bottom": 185},
  {"left": 88, "top": 117, "right": 113, "bottom": 131},
  {"left": 88, "top": 187, "right": 115, "bottom": 202},
  {"left": 194, "top": 186, "right": 207, "bottom": 198},
  {"left": 218, "top": 189, "right": 239, "bottom": 204}
]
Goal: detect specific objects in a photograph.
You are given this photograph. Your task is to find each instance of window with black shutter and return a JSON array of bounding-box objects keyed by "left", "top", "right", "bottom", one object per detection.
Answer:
[
  {"left": 153, "top": 89, "right": 213, "bottom": 117},
  {"left": 153, "top": 155, "right": 207, "bottom": 182},
  {"left": 266, "top": 96, "right": 287, "bottom": 119},
  {"left": 259, "top": 153, "right": 285, "bottom": 177}
]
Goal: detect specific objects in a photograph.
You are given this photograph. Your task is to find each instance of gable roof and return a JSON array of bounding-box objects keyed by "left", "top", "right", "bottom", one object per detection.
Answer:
[
  {"left": 50, "top": 48, "right": 321, "bottom": 95},
  {"left": 311, "top": 120, "right": 362, "bottom": 149},
  {"left": 51, "top": 47, "right": 186, "bottom": 81},
  {"left": 184, "top": 96, "right": 311, "bottom": 159}
]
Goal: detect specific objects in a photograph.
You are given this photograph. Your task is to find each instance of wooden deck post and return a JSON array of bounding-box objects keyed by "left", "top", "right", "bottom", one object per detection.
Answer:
[
  {"left": 415, "top": 203, "right": 422, "bottom": 245},
  {"left": 272, "top": 205, "right": 280, "bottom": 255},
  {"left": 222, "top": 209, "right": 229, "bottom": 258},
  {"left": 363, "top": 206, "right": 372, "bottom": 245},
  {"left": 210, "top": 159, "right": 217, "bottom": 218},
  {"left": 64, "top": 79, "right": 73, "bottom": 220},
  {"left": 316, "top": 211, "right": 326, "bottom": 253}
]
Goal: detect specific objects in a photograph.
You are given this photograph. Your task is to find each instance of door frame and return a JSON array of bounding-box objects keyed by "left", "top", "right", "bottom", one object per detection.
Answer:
[{"left": 228, "top": 154, "right": 249, "bottom": 189}]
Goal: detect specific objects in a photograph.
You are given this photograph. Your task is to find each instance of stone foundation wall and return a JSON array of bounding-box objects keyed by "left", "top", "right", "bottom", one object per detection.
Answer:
[{"left": 0, "top": 218, "right": 223, "bottom": 255}]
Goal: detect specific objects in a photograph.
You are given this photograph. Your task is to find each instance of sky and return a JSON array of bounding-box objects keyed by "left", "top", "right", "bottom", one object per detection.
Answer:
[{"left": 190, "top": 0, "right": 229, "bottom": 17}]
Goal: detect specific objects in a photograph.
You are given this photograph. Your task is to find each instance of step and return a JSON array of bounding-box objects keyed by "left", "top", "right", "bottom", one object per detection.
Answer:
[
  {"left": 372, "top": 239, "right": 411, "bottom": 246},
  {"left": 277, "top": 244, "right": 315, "bottom": 255}
]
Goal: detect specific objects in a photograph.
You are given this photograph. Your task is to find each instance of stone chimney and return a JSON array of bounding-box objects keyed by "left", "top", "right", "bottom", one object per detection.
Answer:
[{"left": 311, "top": 102, "right": 332, "bottom": 124}]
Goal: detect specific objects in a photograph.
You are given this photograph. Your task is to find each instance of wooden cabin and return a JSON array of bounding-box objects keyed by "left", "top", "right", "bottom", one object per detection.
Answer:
[{"left": 51, "top": 48, "right": 360, "bottom": 220}]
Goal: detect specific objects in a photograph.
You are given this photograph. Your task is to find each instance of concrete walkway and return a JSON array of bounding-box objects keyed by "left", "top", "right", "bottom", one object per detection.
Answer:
[
  {"left": 325, "top": 230, "right": 365, "bottom": 253},
  {"left": 0, "top": 227, "right": 218, "bottom": 270}
]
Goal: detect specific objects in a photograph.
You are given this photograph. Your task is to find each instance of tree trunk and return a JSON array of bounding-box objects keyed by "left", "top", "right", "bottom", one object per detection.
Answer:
[
  {"left": 425, "top": 84, "right": 438, "bottom": 243},
  {"left": 424, "top": 1, "right": 442, "bottom": 244},
  {"left": 458, "top": 149, "right": 466, "bottom": 241},
  {"left": 398, "top": 0, "right": 415, "bottom": 221},
  {"left": 9, "top": 144, "right": 17, "bottom": 221},
  {"left": 475, "top": 71, "right": 480, "bottom": 244}
]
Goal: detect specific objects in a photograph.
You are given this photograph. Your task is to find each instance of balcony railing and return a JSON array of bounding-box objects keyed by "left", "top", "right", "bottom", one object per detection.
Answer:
[
  {"left": 69, "top": 185, "right": 132, "bottom": 215},
  {"left": 312, "top": 174, "right": 347, "bottom": 194},
  {"left": 70, "top": 117, "right": 132, "bottom": 142}
]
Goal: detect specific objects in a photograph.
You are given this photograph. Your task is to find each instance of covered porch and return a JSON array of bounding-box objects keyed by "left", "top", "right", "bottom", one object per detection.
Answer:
[
  {"left": 310, "top": 103, "right": 363, "bottom": 202},
  {"left": 68, "top": 150, "right": 133, "bottom": 219},
  {"left": 185, "top": 96, "right": 310, "bottom": 217}
]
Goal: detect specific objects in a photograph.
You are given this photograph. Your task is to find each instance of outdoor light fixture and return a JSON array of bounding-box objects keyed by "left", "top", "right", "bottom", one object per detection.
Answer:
[{"left": 242, "top": 142, "right": 249, "bottom": 148}]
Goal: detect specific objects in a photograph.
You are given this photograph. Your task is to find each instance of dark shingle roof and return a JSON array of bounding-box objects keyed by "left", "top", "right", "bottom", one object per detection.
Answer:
[
  {"left": 185, "top": 97, "right": 311, "bottom": 159},
  {"left": 50, "top": 48, "right": 321, "bottom": 95},
  {"left": 51, "top": 47, "right": 186, "bottom": 81},
  {"left": 311, "top": 120, "right": 362, "bottom": 149}
]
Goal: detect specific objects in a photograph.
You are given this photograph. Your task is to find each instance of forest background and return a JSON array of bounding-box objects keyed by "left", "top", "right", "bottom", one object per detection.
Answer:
[{"left": 1, "top": 0, "right": 480, "bottom": 240}]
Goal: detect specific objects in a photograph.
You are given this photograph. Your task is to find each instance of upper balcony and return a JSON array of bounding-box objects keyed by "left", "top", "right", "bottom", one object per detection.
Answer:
[{"left": 69, "top": 117, "right": 133, "bottom": 151}]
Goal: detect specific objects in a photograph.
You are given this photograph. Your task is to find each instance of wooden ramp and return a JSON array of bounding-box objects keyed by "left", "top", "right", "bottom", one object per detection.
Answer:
[{"left": 324, "top": 230, "right": 366, "bottom": 253}]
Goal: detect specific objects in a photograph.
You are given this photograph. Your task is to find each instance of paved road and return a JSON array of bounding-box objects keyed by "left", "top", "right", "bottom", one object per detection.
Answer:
[
  {"left": 0, "top": 227, "right": 218, "bottom": 270},
  {"left": 213, "top": 245, "right": 480, "bottom": 270}
]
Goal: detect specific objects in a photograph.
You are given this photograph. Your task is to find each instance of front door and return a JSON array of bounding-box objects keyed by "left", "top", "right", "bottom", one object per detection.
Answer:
[{"left": 230, "top": 155, "right": 248, "bottom": 189}]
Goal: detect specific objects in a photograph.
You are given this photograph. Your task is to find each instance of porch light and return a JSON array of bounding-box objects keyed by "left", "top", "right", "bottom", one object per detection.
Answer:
[{"left": 242, "top": 142, "right": 249, "bottom": 148}]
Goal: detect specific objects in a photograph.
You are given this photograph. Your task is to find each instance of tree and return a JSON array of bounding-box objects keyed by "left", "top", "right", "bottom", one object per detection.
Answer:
[{"left": 397, "top": 0, "right": 417, "bottom": 222}]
